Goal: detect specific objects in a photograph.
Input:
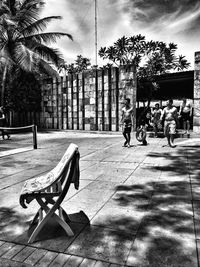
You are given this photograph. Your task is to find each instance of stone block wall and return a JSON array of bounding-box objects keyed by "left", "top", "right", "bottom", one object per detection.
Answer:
[
  {"left": 39, "top": 65, "right": 137, "bottom": 131},
  {"left": 193, "top": 52, "right": 200, "bottom": 133}
]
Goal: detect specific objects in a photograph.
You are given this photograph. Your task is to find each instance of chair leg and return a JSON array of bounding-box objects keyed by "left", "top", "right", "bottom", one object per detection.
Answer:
[
  {"left": 45, "top": 198, "right": 71, "bottom": 222},
  {"left": 28, "top": 214, "right": 49, "bottom": 243},
  {"left": 52, "top": 213, "right": 74, "bottom": 236},
  {"left": 28, "top": 198, "right": 74, "bottom": 243},
  {"left": 59, "top": 206, "right": 70, "bottom": 222},
  {"left": 30, "top": 209, "right": 40, "bottom": 226}
]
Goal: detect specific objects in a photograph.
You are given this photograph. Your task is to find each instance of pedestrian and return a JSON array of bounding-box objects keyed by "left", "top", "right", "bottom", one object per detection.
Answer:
[
  {"left": 160, "top": 99, "right": 179, "bottom": 148},
  {"left": 179, "top": 98, "right": 192, "bottom": 135},
  {"left": 151, "top": 103, "right": 163, "bottom": 137},
  {"left": 0, "top": 106, "right": 10, "bottom": 140},
  {"left": 120, "top": 98, "right": 133, "bottom": 148},
  {"left": 136, "top": 108, "right": 151, "bottom": 146}
]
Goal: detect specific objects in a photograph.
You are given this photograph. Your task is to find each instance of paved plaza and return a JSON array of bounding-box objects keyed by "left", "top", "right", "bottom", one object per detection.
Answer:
[{"left": 0, "top": 130, "right": 200, "bottom": 266}]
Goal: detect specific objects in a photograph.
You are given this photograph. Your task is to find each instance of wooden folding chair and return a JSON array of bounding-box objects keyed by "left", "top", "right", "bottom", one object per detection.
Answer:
[{"left": 19, "top": 143, "right": 80, "bottom": 243}]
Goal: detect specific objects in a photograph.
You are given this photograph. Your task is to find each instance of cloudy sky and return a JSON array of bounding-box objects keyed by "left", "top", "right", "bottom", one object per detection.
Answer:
[{"left": 41, "top": 0, "right": 200, "bottom": 69}]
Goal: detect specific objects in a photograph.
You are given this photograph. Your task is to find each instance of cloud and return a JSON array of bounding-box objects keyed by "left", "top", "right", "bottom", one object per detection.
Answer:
[
  {"left": 128, "top": 0, "right": 200, "bottom": 36},
  {"left": 41, "top": 0, "right": 200, "bottom": 67}
]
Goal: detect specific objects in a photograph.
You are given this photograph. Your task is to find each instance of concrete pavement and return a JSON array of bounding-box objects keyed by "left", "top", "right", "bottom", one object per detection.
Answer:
[{"left": 0, "top": 131, "right": 200, "bottom": 266}]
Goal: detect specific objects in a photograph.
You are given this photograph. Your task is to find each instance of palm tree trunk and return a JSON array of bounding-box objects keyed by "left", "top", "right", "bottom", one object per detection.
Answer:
[{"left": 1, "top": 64, "right": 7, "bottom": 106}]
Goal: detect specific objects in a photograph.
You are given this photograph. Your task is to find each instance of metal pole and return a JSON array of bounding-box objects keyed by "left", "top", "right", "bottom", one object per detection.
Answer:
[
  {"left": 95, "top": 0, "right": 98, "bottom": 66},
  {"left": 32, "top": 125, "right": 37, "bottom": 149}
]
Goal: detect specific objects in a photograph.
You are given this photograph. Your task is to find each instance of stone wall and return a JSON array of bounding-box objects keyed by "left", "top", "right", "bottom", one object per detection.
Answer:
[
  {"left": 193, "top": 52, "right": 200, "bottom": 133},
  {"left": 39, "top": 65, "right": 137, "bottom": 131}
]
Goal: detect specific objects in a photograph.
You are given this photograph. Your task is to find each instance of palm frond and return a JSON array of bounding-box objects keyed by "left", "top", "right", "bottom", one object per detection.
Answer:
[
  {"left": 20, "top": 0, "right": 45, "bottom": 10},
  {"left": 13, "top": 43, "right": 35, "bottom": 71},
  {"left": 33, "top": 43, "right": 64, "bottom": 66},
  {"left": 20, "top": 16, "right": 62, "bottom": 36},
  {"left": 19, "top": 32, "right": 73, "bottom": 44},
  {"left": 38, "top": 58, "right": 59, "bottom": 77},
  {"left": 15, "top": 0, "right": 46, "bottom": 28}
]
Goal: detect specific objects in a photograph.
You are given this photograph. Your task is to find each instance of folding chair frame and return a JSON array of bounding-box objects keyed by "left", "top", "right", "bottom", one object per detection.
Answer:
[{"left": 20, "top": 146, "right": 80, "bottom": 244}]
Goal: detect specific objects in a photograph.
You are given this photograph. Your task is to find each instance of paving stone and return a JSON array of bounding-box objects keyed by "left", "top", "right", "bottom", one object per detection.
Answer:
[
  {"left": 36, "top": 250, "right": 58, "bottom": 266},
  {"left": 66, "top": 225, "right": 134, "bottom": 265},
  {"left": 126, "top": 216, "right": 197, "bottom": 267},
  {"left": 80, "top": 160, "right": 99, "bottom": 171},
  {"left": 94, "top": 260, "right": 110, "bottom": 267},
  {"left": 193, "top": 200, "right": 200, "bottom": 219},
  {"left": 1, "top": 244, "right": 25, "bottom": 259},
  {"left": 27, "top": 221, "right": 87, "bottom": 252},
  {"left": 0, "top": 242, "right": 16, "bottom": 257},
  {"left": 64, "top": 180, "right": 93, "bottom": 201},
  {"left": 0, "top": 257, "right": 33, "bottom": 267},
  {"left": 62, "top": 191, "right": 113, "bottom": 220},
  {"left": 193, "top": 218, "right": 200, "bottom": 240},
  {"left": 0, "top": 241, "right": 5, "bottom": 247},
  {"left": 24, "top": 248, "right": 47, "bottom": 265},
  {"left": 191, "top": 183, "right": 200, "bottom": 200},
  {"left": 0, "top": 206, "right": 32, "bottom": 242},
  {"left": 0, "top": 166, "right": 49, "bottom": 190},
  {"left": 63, "top": 255, "right": 84, "bottom": 266},
  {"left": 91, "top": 198, "right": 145, "bottom": 233},
  {"left": 79, "top": 258, "right": 97, "bottom": 267},
  {"left": 196, "top": 240, "right": 200, "bottom": 266},
  {"left": 48, "top": 253, "right": 71, "bottom": 267},
  {"left": 12, "top": 246, "right": 36, "bottom": 262}
]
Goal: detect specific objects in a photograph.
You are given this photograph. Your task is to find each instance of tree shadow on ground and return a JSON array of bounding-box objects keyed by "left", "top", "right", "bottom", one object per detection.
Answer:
[
  {"left": 0, "top": 207, "right": 30, "bottom": 241},
  {"left": 0, "top": 145, "right": 199, "bottom": 266},
  {"left": 96, "top": 145, "right": 199, "bottom": 266},
  {"left": 63, "top": 145, "right": 199, "bottom": 266}
]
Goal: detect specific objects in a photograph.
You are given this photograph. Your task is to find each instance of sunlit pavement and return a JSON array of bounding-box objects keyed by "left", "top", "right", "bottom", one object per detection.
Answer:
[{"left": 0, "top": 130, "right": 200, "bottom": 266}]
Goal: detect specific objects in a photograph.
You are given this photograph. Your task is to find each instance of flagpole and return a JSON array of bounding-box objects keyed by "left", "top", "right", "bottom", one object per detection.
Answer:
[{"left": 95, "top": 0, "right": 98, "bottom": 66}]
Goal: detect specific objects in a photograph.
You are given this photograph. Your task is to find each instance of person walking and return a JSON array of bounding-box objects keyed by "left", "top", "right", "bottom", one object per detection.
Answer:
[
  {"left": 0, "top": 106, "right": 10, "bottom": 140},
  {"left": 179, "top": 98, "right": 192, "bottom": 135},
  {"left": 136, "top": 108, "right": 152, "bottom": 146},
  {"left": 160, "top": 99, "right": 179, "bottom": 148},
  {"left": 120, "top": 98, "right": 134, "bottom": 148},
  {"left": 151, "top": 103, "right": 163, "bottom": 137}
]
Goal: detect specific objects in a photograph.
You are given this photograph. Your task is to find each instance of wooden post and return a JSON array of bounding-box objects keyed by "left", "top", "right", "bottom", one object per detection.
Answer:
[{"left": 32, "top": 125, "right": 37, "bottom": 149}]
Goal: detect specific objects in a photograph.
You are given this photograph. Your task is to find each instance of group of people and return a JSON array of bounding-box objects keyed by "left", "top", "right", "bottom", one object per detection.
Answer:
[{"left": 120, "top": 98, "right": 192, "bottom": 148}]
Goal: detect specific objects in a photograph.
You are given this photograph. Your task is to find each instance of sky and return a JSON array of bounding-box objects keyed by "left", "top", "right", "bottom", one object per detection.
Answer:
[{"left": 41, "top": 0, "right": 200, "bottom": 69}]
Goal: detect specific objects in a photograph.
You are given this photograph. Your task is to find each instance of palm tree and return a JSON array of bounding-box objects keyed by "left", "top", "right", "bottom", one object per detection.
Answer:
[{"left": 0, "top": 0, "right": 73, "bottom": 106}]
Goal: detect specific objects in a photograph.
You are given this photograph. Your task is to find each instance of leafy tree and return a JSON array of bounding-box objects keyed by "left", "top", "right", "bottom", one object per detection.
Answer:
[
  {"left": 59, "top": 55, "right": 91, "bottom": 75},
  {"left": 99, "top": 35, "right": 146, "bottom": 67},
  {"left": 99, "top": 35, "right": 190, "bottom": 76},
  {"left": 99, "top": 35, "right": 190, "bottom": 106},
  {"left": 0, "top": 0, "right": 73, "bottom": 106},
  {"left": 5, "top": 68, "right": 41, "bottom": 111}
]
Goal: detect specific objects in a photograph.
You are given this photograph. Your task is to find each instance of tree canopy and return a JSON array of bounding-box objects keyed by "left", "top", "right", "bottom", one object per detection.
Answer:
[
  {"left": 0, "top": 0, "right": 72, "bottom": 106},
  {"left": 59, "top": 55, "right": 91, "bottom": 75},
  {"left": 99, "top": 35, "right": 190, "bottom": 79}
]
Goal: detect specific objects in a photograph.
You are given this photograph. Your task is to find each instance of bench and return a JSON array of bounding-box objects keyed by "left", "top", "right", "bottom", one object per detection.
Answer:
[{"left": 19, "top": 143, "right": 80, "bottom": 243}]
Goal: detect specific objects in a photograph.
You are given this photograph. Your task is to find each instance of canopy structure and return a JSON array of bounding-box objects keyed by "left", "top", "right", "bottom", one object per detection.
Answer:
[{"left": 137, "top": 71, "right": 194, "bottom": 101}]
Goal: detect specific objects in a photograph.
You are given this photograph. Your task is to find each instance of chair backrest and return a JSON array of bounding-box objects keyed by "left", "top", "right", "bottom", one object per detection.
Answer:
[{"left": 20, "top": 143, "right": 79, "bottom": 197}]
